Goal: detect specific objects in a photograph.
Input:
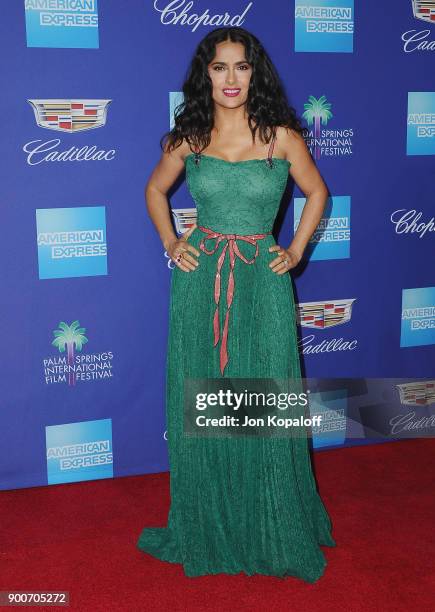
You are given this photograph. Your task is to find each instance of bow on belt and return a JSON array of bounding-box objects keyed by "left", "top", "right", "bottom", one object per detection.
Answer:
[{"left": 197, "top": 225, "right": 271, "bottom": 375}]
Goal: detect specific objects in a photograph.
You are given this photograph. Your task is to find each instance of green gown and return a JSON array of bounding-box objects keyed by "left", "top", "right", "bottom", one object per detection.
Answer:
[{"left": 137, "top": 142, "right": 336, "bottom": 582}]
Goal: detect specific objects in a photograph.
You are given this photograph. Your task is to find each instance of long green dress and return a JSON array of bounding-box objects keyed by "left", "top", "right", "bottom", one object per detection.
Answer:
[{"left": 137, "top": 140, "right": 336, "bottom": 582}]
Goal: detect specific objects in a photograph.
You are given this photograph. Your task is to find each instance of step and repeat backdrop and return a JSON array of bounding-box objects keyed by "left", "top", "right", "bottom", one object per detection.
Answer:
[{"left": 1, "top": 1, "right": 434, "bottom": 490}]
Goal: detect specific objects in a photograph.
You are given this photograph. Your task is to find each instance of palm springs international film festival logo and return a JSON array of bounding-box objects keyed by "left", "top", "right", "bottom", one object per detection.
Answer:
[
  {"left": 400, "top": 287, "right": 435, "bottom": 348},
  {"left": 25, "top": 99, "right": 114, "bottom": 165},
  {"left": 295, "top": 0, "right": 354, "bottom": 53},
  {"left": 296, "top": 298, "right": 358, "bottom": 355},
  {"left": 43, "top": 320, "right": 114, "bottom": 386},
  {"left": 25, "top": 0, "right": 99, "bottom": 49},
  {"left": 36, "top": 206, "right": 107, "bottom": 279},
  {"left": 407, "top": 92, "right": 435, "bottom": 155},
  {"left": 402, "top": 1, "right": 435, "bottom": 52},
  {"left": 46, "top": 419, "right": 113, "bottom": 485},
  {"left": 302, "top": 95, "right": 353, "bottom": 160}
]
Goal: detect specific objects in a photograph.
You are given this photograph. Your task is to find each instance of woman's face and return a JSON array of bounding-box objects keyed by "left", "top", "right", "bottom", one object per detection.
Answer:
[{"left": 207, "top": 40, "right": 252, "bottom": 109}]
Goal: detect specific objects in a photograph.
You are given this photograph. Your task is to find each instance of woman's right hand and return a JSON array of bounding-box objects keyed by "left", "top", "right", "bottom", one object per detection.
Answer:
[{"left": 167, "top": 223, "right": 200, "bottom": 272}]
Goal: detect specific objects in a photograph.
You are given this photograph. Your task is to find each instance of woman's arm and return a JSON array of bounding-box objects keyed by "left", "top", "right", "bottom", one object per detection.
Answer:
[
  {"left": 145, "top": 143, "right": 187, "bottom": 250},
  {"left": 282, "top": 127, "right": 329, "bottom": 259},
  {"left": 145, "top": 141, "right": 200, "bottom": 271}
]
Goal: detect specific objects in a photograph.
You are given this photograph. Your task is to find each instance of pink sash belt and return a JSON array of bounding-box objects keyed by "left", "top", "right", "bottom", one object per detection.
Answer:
[{"left": 197, "top": 225, "right": 271, "bottom": 375}]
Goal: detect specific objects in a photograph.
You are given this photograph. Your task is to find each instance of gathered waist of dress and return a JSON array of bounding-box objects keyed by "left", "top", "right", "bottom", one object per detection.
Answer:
[
  {"left": 195, "top": 224, "right": 272, "bottom": 376},
  {"left": 193, "top": 221, "right": 274, "bottom": 237}
]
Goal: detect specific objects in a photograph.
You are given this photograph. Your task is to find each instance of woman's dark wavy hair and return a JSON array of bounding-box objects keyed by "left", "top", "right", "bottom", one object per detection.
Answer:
[{"left": 161, "top": 26, "right": 306, "bottom": 155}]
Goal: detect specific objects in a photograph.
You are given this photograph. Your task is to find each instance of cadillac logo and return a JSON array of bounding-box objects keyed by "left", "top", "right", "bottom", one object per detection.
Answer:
[
  {"left": 28, "top": 99, "right": 112, "bottom": 132},
  {"left": 172, "top": 208, "right": 197, "bottom": 234},
  {"left": 412, "top": 0, "right": 435, "bottom": 23},
  {"left": 296, "top": 299, "right": 356, "bottom": 329},
  {"left": 396, "top": 380, "right": 435, "bottom": 406}
]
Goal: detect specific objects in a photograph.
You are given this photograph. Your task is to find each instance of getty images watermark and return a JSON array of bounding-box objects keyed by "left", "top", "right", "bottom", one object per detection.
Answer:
[
  {"left": 182, "top": 377, "right": 435, "bottom": 440},
  {"left": 184, "top": 377, "right": 319, "bottom": 439},
  {"left": 195, "top": 391, "right": 321, "bottom": 430}
]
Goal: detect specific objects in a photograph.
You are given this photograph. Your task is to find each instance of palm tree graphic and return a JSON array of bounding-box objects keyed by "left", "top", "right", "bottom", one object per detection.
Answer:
[
  {"left": 52, "top": 320, "right": 88, "bottom": 386},
  {"left": 302, "top": 95, "right": 333, "bottom": 160}
]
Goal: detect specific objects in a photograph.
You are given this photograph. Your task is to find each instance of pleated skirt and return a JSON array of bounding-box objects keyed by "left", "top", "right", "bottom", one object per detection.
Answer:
[{"left": 137, "top": 229, "right": 336, "bottom": 582}]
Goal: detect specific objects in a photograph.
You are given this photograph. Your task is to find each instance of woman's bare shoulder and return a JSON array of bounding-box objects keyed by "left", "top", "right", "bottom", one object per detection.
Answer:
[
  {"left": 276, "top": 125, "right": 305, "bottom": 144},
  {"left": 275, "top": 126, "right": 307, "bottom": 161},
  {"left": 146, "top": 138, "right": 192, "bottom": 193},
  {"left": 162, "top": 138, "right": 193, "bottom": 163}
]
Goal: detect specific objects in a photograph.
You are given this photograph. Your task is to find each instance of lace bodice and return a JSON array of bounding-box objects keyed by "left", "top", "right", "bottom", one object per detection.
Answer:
[{"left": 184, "top": 151, "right": 291, "bottom": 234}]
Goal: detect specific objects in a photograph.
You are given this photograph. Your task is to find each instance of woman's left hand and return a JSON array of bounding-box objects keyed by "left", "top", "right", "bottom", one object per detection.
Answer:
[{"left": 268, "top": 244, "right": 302, "bottom": 274}]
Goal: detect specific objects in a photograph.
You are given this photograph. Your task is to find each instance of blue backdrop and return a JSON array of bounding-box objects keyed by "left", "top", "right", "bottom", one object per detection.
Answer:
[{"left": 1, "top": 0, "right": 434, "bottom": 490}]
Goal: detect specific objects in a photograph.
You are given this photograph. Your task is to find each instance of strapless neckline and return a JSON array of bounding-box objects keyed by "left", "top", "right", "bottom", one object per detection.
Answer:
[{"left": 184, "top": 152, "right": 291, "bottom": 166}]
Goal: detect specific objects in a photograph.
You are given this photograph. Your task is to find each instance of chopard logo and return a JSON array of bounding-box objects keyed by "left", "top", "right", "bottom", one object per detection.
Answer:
[
  {"left": 153, "top": 0, "right": 253, "bottom": 31},
  {"left": 402, "top": 0, "right": 435, "bottom": 52},
  {"left": 391, "top": 209, "right": 435, "bottom": 238}
]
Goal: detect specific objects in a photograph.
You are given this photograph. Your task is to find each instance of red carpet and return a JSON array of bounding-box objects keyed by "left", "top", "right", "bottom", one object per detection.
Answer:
[{"left": 1, "top": 439, "right": 434, "bottom": 611}]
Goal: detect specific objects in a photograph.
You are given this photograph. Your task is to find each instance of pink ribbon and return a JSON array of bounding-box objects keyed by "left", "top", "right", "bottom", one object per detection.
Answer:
[{"left": 197, "top": 225, "right": 271, "bottom": 375}]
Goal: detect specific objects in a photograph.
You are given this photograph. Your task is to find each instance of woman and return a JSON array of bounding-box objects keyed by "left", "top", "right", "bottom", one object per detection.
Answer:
[{"left": 137, "top": 26, "right": 335, "bottom": 582}]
